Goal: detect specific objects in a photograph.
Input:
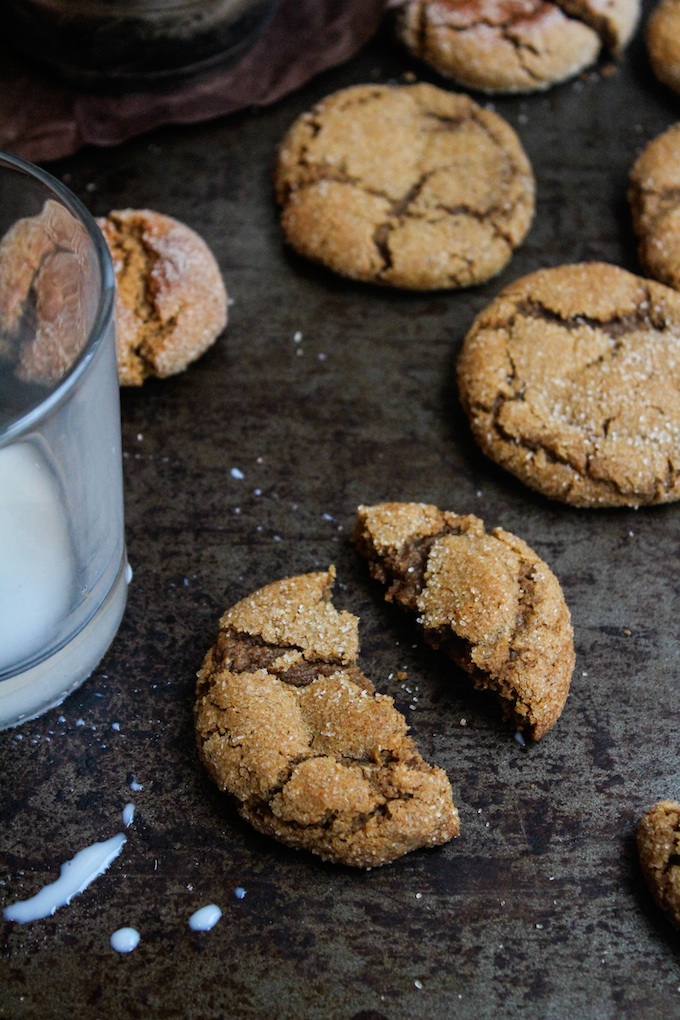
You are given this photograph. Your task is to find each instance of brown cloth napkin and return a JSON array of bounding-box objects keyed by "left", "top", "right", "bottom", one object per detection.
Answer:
[{"left": 0, "top": 0, "right": 386, "bottom": 164}]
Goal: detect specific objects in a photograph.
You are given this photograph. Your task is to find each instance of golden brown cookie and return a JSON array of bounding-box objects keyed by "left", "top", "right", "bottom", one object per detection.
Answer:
[
  {"left": 390, "top": 0, "right": 640, "bottom": 94},
  {"left": 637, "top": 800, "right": 680, "bottom": 928},
  {"left": 194, "top": 567, "right": 459, "bottom": 868},
  {"left": 629, "top": 122, "right": 680, "bottom": 291},
  {"left": 15, "top": 250, "right": 92, "bottom": 387},
  {"left": 96, "top": 209, "right": 227, "bottom": 386},
  {"left": 646, "top": 0, "right": 680, "bottom": 94},
  {"left": 353, "top": 502, "right": 574, "bottom": 741},
  {"left": 0, "top": 199, "right": 90, "bottom": 384},
  {"left": 274, "top": 82, "right": 535, "bottom": 290},
  {"left": 457, "top": 262, "right": 680, "bottom": 507}
]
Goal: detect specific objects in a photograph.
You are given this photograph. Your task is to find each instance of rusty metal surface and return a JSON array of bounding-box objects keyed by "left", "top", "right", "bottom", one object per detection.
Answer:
[{"left": 2, "top": 7, "right": 679, "bottom": 1018}]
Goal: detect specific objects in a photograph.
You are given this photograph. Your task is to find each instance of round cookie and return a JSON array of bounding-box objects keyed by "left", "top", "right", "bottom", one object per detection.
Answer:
[
  {"left": 391, "top": 0, "right": 640, "bottom": 94},
  {"left": 0, "top": 199, "right": 91, "bottom": 385},
  {"left": 274, "top": 82, "right": 535, "bottom": 290},
  {"left": 629, "top": 122, "right": 680, "bottom": 292},
  {"left": 353, "top": 502, "right": 574, "bottom": 741},
  {"left": 646, "top": 0, "right": 680, "bottom": 94},
  {"left": 96, "top": 208, "right": 227, "bottom": 386},
  {"left": 194, "top": 567, "right": 459, "bottom": 868},
  {"left": 457, "top": 262, "right": 680, "bottom": 507},
  {"left": 637, "top": 799, "right": 680, "bottom": 928}
]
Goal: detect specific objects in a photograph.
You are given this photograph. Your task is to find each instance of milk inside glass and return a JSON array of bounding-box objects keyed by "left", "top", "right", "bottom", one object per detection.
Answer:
[
  {"left": 0, "top": 441, "right": 74, "bottom": 670},
  {"left": 0, "top": 154, "right": 127, "bottom": 729}
]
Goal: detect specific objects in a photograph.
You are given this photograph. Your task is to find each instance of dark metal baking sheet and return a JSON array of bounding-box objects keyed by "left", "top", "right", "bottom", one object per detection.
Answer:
[{"left": 2, "top": 5, "right": 679, "bottom": 1017}]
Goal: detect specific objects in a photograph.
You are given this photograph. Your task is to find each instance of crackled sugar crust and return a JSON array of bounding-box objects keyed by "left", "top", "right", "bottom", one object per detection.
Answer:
[
  {"left": 457, "top": 262, "right": 680, "bottom": 507},
  {"left": 646, "top": 0, "right": 680, "bottom": 95},
  {"left": 353, "top": 502, "right": 574, "bottom": 741},
  {"left": 194, "top": 567, "right": 459, "bottom": 868},
  {"left": 391, "top": 0, "right": 640, "bottom": 94},
  {"left": 274, "top": 82, "right": 535, "bottom": 290},
  {"left": 629, "top": 123, "right": 680, "bottom": 292},
  {"left": 97, "top": 208, "right": 227, "bottom": 386},
  {"left": 637, "top": 800, "right": 680, "bottom": 928}
]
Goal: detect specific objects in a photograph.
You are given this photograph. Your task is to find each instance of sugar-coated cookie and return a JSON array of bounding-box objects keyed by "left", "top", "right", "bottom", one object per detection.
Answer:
[
  {"left": 275, "top": 82, "right": 535, "bottom": 290},
  {"left": 96, "top": 209, "right": 227, "bottom": 386},
  {"left": 457, "top": 262, "right": 680, "bottom": 507},
  {"left": 353, "top": 502, "right": 574, "bottom": 740},
  {"left": 629, "top": 122, "right": 680, "bottom": 292},
  {"left": 646, "top": 0, "right": 680, "bottom": 94},
  {"left": 637, "top": 800, "right": 680, "bottom": 928},
  {"left": 390, "top": 0, "right": 640, "bottom": 94},
  {"left": 194, "top": 567, "right": 459, "bottom": 868},
  {"left": 0, "top": 199, "right": 91, "bottom": 385}
]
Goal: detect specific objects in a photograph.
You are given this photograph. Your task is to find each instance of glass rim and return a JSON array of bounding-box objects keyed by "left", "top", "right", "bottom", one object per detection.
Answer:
[{"left": 0, "top": 149, "right": 116, "bottom": 445}]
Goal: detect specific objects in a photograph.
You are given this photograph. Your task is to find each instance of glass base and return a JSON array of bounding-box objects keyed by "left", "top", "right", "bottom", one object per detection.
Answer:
[{"left": 0, "top": 554, "right": 129, "bottom": 730}]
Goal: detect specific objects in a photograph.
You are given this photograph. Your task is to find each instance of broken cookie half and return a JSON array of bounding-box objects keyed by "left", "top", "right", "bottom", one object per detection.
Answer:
[
  {"left": 194, "top": 567, "right": 459, "bottom": 868},
  {"left": 637, "top": 799, "right": 680, "bottom": 929},
  {"left": 96, "top": 208, "right": 227, "bottom": 386},
  {"left": 353, "top": 502, "right": 574, "bottom": 741}
]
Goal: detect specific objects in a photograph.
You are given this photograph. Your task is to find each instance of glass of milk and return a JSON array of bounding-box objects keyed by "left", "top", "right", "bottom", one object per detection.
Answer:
[{"left": 0, "top": 151, "right": 127, "bottom": 729}]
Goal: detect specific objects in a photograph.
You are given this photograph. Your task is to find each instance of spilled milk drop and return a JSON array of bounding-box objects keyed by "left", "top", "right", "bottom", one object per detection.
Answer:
[
  {"left": 110, "top": 926, "right": 140, "bottom": 953},
  {"left": 3, "top": 833, "right": 127, "bottom": 923},
  {"left": 188, "top": 904, "right": 222, "bottom": 931}
]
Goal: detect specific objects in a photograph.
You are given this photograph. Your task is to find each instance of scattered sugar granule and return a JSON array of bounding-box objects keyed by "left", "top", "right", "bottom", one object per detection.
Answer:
[
  {"left": 234, "top": 886, "right": 247, "bottom": 900},
  {"left": 230, "top": 467, "right": 244, "bottom": 480}
]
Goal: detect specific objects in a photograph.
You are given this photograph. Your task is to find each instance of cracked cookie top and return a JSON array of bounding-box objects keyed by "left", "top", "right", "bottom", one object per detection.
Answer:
[
  {"left": 194, "top": 566, "right": 459, "bottom": 868},
  {"left": 629, "top": 122, "right": 680, "bottom": 292},
  {"left": 637, "top": 799, "right": 680, "bottom": 929},
  {"left": 96, "top": 208, "right": 227, "bottom": 386},
  {"left": 390, "top": 0, "right": 640, "bottom": 94},
  {"left": 274, "top": 82, "right": 535, "bottom": 290},
  {"left": 457, "top": 261, "right": 680, "bottom": 507},
  {"left": 353, "top": 502, "right": 574, "bottom": 740},
  {"left": 646, "top": 0, "right": 680, "bottom": 95}
]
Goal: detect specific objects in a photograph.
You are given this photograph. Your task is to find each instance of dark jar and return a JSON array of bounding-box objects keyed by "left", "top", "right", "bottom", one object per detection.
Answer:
[{"left": 5, "top": 0, "right": 279, "bottom": 88}]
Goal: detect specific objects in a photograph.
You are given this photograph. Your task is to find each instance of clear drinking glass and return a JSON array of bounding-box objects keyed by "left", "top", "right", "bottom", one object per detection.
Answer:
[{"left": 0, "top": 151, "right": 128, "bottom": 729}]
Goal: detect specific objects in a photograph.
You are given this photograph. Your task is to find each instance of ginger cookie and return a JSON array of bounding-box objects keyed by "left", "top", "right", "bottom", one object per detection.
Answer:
[
  {"left": 0, "top": 199, "right": 91, "bottom": 385},
  {"left": 390, "top": 0, "right": 640, "bottom": 94},
  {"left": 646, "top": 0, "right": 680, "bottom": 94},
  {"left": 637, "top": 800, "right": 680, "bottom": 928},
  {"left": 274, "top": 82, "right": 535, "bottom": 290},
  {"left": 194, "top": 567, "right": 459, "bottom": 868},
  {"left": 457, "top": 262, "right": 680, "bottom": 507},
  {"left": 353, "top": 502, "right": 574, "bottom": 741},
  {"left": 96, "top": 208, "right": 227, "bottom": 386},
  {"left": 629, "top": 122, "right": 680, "bottom": 292}
]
